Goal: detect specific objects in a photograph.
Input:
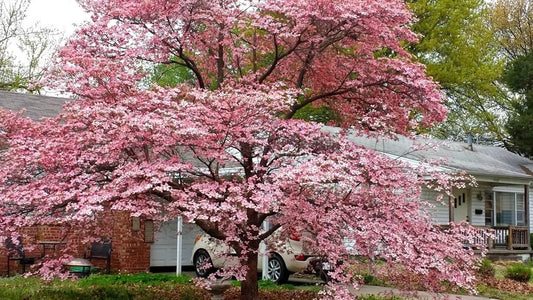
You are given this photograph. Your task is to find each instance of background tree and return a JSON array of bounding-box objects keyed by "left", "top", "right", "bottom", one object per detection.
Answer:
[
  {"left": 502, "top": 52, "right": 533, "bottom": 157},
  {"left": 489, "top": 0, "right": 533, "bottom": 60},
  {"left": 489, "top": 0, "right": 533, "bottom": 156},
  {"left": 0, "top": 0, "right": 60, "bottom": 92},
  {"left": 407, "top": 0, "right": 510, "bottom": 142},
  {"left": 1, "top": 1, "right": 483, "bottom": 299}
]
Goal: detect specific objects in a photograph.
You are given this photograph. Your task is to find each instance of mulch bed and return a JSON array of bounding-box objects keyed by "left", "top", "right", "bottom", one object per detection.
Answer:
[
  {"left": 223, "top": 287, "right": 318, "bottom": 300},
  {"left": 476, "top": 275, "right": 533, "bottom": 295}
]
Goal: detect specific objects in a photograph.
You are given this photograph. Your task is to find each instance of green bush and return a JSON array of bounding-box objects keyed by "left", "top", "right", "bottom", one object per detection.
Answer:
[
  {"left": 504, "top": 263, "right": 532, "bottom": 282},
  {"left": 525, "top": 258, "right": 533, "bottom": 268},
  {"left": 477, "top": 259, "right": 495, "bottom": 277},
  {"left": 358, "top": 273, "right": 385, "bottom": 286}
]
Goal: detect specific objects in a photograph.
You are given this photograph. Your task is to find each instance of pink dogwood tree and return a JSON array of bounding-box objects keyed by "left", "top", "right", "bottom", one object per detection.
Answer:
[{"left": 0, "top": 0, "right": 485, "bottom": 298}]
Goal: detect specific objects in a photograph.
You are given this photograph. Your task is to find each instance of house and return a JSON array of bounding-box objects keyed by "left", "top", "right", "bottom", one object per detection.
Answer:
[
  {"left": 338, "top": 128, "right": 533, "bottom": 260},
  {"left": 1, "top": 91, "right": 532, "bottom": 276}
]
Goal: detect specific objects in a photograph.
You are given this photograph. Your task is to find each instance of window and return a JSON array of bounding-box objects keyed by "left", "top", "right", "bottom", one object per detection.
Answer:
[{"left": 491, "top": 186, "right": 525, "bottom": 226}]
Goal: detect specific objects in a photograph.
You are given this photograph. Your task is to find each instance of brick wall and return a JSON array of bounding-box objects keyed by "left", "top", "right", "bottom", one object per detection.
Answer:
[
  {"left": 109, "top": 212, "right": 151, "bottom": 273},
  {"left": 1, "top": 212, "right": 152, "bottom": 276}
]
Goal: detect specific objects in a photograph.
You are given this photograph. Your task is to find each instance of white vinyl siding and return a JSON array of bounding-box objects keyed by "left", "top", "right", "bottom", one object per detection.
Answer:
[{"left": 420, "top": 187, "right": 450, "bottom": 225}]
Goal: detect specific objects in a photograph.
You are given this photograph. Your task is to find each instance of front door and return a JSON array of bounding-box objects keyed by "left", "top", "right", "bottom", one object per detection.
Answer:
[{"left": 453, "top": 190, "right": 470, "bottom": 222}]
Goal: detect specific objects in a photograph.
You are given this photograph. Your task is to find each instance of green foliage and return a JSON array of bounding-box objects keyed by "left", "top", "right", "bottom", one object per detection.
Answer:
[
  {"left": 151, "top": 62, "right": 196, "bottom": 88},
  {"left": 478, "top": 259, "right": 495, "bottom": 277},
  {"left": 407, "top": 0, "right": 509, "bottom": 142},
  {"left": 502, "top": 52, "right": 533, "bottom": 158},
  {"left": 292, "top": 103, "right": 341, "bottom": 124},
  {"left": 361, "top": 274, "right": 386, "bottom": 286},
  {"left": 504, "top": 52, "right": 533, "bottom": 93},
  {"left": 504, "top": 263, "right": 532, "bottom": 282},
  {"left": 525, "top": 258, "right": 533, "bottom": 268},
  {"left": 350, "top": 272, "right": 387, "bottom": 286},
  {"left": 489, "top": 0, "right": 533, "bottom": 60}
]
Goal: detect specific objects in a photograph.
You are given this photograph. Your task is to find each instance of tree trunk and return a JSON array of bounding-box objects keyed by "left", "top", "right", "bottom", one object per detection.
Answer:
[{"left": 240, "top": 252, "right": 259, "bottom": 300}]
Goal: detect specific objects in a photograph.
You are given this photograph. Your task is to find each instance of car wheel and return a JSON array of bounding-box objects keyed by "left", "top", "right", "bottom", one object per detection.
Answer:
[
  {"left": 267, "top": 254, "right": 289, "bottom": 284},
  {"left": 193, "top": 249, "right": 214, "bottom": 277},
  {"left": 319, "top": 269, "right": 330, "bottom": 283}
]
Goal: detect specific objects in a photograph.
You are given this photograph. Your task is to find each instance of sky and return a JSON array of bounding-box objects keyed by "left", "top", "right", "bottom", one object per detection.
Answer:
[{"left": 25, "top": 0, "right": 88, "bottom": 36}]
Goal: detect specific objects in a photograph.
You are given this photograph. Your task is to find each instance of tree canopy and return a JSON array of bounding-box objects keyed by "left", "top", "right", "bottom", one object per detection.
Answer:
[
  {"left": 0, "top": 1, "right": 483, "bottom": 299},
  {"left": 502, "top": 52, "right": 533, "bottom": 157},
  {"left": 490, "top": 0, "right": 533, "bottom": 60},
  {"left": 0, "top": 0, "right": 60, "bottom": 92},
  {"left": 407, "top": 0, "right": 509, "bottom": 142},
  {"left": 489, "top": 0, "right": 533, "bottom": 156}
]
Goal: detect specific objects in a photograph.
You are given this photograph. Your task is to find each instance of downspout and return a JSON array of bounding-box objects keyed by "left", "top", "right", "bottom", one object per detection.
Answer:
[{"left": 525, "top": 184, "right": 530, "bottom": 250}]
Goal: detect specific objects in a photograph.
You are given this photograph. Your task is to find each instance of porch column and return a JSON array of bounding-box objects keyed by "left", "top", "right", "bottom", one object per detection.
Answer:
[
  {"left": 261, "top": 220, "right": 269, "bottom": 280},
  {"left": 176, "top": 217, "right": 183, "bottom": 275},
  {"left": 449, "top": 195, "right": 454, "bottom": 222}
]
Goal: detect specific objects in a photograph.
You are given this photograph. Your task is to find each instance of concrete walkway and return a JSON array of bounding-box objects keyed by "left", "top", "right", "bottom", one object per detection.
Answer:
[
  {"left": 182, "top": 271, "right": 498, "bottom": 299},
  {"left": 352, "top": 285, "right": 498, "bottom": 300}
]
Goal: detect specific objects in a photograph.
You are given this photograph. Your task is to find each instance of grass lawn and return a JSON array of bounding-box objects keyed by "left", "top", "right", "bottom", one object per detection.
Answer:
[
  {"left": 2, "top": 264, "right": 533, "bottom": 300},
  {"left": 474, "top": 261, "right": 533, "bottom": 300},
  {"left": 0, "top": 274, "right": 208, "bottom": 300},
  {"left": 0, "top": 273, "right": 405, "bottom": 300}
]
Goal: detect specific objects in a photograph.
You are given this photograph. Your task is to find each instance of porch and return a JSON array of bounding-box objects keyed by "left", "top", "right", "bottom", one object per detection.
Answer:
[
  {"left": 489, "top": 226, "right": 530, "bottom": 250},
  {"left": 447, "top": 184, "right": 531, "bottom": 255},
  {"left": 472, "top": 225, "right": 532, "bottom": 259}
]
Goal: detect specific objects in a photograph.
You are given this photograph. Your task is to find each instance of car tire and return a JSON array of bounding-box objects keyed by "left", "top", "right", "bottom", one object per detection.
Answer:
[
  {"left": 319, "top": 269, "right": 330, "bottom": 283},
  {"left": 193, "top": 249, "right": 215, "bottom": 277},
  {"left": 267, "top": 254, "right": 289, "bottom": 284}
]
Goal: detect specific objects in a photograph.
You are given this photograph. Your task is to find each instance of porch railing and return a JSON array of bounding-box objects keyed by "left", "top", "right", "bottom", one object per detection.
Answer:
[
  {"left": 471, "top": 225, "right": 491, "bottom": 248},
  {"left": 438, "top": 225, "right": 530, "bottom": 250},
  {"left": 491, "top": 226, "right": 530, "bottom": 250}
]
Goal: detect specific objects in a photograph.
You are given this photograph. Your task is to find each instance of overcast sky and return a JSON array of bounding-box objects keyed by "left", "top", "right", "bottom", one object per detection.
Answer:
[{"left": 25, "top": 0, "right": 88, "bottom": 36}]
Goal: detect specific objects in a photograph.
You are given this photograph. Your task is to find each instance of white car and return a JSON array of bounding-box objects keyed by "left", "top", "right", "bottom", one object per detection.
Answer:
[{"left": 191, "top": 232, "right": 330, "bottom": 283}]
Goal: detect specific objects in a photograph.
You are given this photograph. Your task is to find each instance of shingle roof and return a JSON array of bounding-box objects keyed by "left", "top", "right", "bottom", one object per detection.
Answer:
[
  {"left": 0, "top": 90, "right": 67, "bottom": 120},
  {"left": 1, "top": 92, "right": 531, "bottom": 182},
  {"left": 323, "top": 127, "right": 533, "bottom": 183}
]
